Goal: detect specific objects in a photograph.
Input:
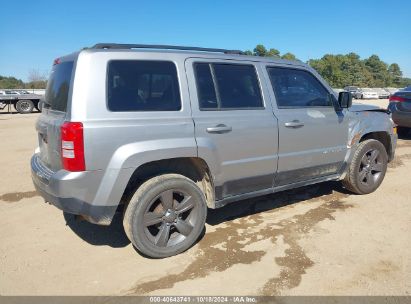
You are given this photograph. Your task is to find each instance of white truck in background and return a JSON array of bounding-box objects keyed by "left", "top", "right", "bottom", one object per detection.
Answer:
[{"left": 0, "top": 90, "right": 44, "bottom": 113}]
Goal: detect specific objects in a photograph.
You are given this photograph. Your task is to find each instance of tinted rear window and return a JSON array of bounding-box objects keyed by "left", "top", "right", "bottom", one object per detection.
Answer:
[
  {"left": 107, "top": 60, "right": 181, "bottom": 111},
  {"left": 45, "top": 61, "right": 74, "bottom": 112}
]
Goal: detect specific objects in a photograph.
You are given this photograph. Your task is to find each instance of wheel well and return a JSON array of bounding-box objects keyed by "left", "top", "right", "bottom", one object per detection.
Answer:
[
  {"left": 121, "top": 157, "right": 215, "bottom": 208},
  {"left": 360, "top": 131, "right": 391, "bottom": 159}
]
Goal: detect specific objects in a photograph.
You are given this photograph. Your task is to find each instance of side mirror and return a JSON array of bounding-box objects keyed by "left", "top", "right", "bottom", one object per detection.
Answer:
[{"left": 338, "top": 91, "right": 352, "bottom": 108}]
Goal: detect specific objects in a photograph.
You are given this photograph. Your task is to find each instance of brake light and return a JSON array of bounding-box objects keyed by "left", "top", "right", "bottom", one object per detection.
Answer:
[
  {"left": 389, "top": 95, "right": 406, "bottom": 102},
  {"left": 61, "top": 122, "right": 85, "bottom": 171}
]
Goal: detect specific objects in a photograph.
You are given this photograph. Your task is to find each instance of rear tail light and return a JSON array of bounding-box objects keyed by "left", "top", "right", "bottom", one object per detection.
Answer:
[
  {"left": 389, "top": 95, "right": 406, "bottom": 102},
  {"left": 60, "top": 122, "right": 85, "bottom": 171}
]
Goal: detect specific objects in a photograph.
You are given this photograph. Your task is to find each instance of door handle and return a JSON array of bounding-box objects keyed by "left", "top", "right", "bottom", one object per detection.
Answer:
[
  {"left": 206, "top": 124, "right": 232, "bottom": 134},
  {"left": 284, "top": 120, "right": 304, "bottom": 128}
]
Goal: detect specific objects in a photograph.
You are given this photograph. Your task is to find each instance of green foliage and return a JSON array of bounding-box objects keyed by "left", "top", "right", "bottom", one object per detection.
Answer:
[
  {"left": 0, "top": 76, "right": 25, "bottom": 89},
  {"left": 281, "top": 52, "right": 296, "bottom": 60},
  {"left": 308, "top": 53, "right": 374, "bottom": 87},
  {"left": 399, "top": 77, "right": 411, "bottom": 87},
  {"left": 0, "top": 76, "right": 47, "bottom": 89},
  {"left": 26, "top": 80, "right": 48, "bottom": 89},
  {"left": 248, "top": 44, "right": 297, "bottom": 60},
  {"left": 253, "top": 44, "right": 267, "bottom": 57},
  {"left": 244, "top": 44, "right": 408, "bottom": 88},
  {"left": 364, "top": 55, "right": 390, "bottom": 87},
  {"left": 388, "top": 63, "right": 403, "bottom": 87},
  {"left": 267, "top": 48, "right": 280, "bottom": 57},
  {"left": 309, "top": 53, "right": 406, "bottom": 88}
]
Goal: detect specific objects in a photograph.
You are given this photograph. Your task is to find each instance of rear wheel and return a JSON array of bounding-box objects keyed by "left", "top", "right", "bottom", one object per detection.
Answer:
[
  {"left": 342, "top": 139, "right": 388, "bottom": 194},
  {"left": 15, "top": 100, "right": 34, "bottom": 114},
  {"left": 123, "top": 174, "right": 207, "bottom": 258}
]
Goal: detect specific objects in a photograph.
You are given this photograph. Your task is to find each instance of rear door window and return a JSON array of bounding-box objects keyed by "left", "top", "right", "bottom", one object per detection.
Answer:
[
  {"left": 194, "top": 63, "right": 263, "bottom": 110},
  {"left": 45, "top": 61, "right": 74, "bottom": 112},
  {"left": 267, "top": 67, "right": 332, "bottom": 108},
  {"left": 107, "top": 60, "right": 181, "bottom": 111}
]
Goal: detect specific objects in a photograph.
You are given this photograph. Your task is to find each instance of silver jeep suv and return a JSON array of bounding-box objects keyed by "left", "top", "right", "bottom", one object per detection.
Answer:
[{"left": 31, "top": 43, "right": 397, "bottom": 258}]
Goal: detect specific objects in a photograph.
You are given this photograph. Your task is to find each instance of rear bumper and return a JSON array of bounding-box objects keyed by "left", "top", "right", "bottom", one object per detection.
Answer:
[
  {"left": 31, "top": 153, "right": 117, "bottom": 225},
  {"left": 392, "top": 110, "right": 411, "bottom": 128}
]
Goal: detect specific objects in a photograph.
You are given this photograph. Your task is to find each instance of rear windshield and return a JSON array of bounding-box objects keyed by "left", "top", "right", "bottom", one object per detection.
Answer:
[{"left": 45, "top": 61, "right": 74, "bottom": 112}]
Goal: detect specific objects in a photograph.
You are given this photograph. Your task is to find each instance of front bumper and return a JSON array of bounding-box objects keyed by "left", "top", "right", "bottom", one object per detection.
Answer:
[{"left": 31, "top": 153, "right": 117, "bottom": 225}]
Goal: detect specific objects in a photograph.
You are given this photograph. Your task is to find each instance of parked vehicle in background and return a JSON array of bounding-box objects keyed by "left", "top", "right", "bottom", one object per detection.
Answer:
[
  {"left": 31, "top": 43, "right": 396, "bottom": 258},
  {"left": 374, "top": 88, "right": 390, "bottom": 99},
  {"left": 388, "top": 87, "right": 411, "bottom": 136},
  {"left": 17, "top": 90, "right": 32, "bottom": 94},
  {"left": 344, "top": 86, "right": 362, "bottom": 99},
  {"left": 0, "top": 90, "right": 43, "bottom": 113},
  {"left": 0, "top": 90, "right": 19, "bottom": 95},
  {"left": 358, "top": 88, "right": 379, "bottom": 99}
]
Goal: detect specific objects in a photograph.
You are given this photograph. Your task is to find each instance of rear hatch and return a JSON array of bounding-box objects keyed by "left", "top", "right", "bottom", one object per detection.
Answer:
[{"left": 36, "top": 60, "right": 74, "bottom": 171}]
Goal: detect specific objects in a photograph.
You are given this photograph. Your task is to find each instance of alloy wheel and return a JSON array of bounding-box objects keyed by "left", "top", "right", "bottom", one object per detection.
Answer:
[
  {"left": 143, "top": 189, "right": 198, "bottom": 248},
  {"left": 358, "top": 148, "right": 384, "bottom": 187}
]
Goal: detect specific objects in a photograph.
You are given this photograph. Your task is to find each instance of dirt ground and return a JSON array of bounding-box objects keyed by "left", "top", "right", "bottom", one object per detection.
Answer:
[{"left": 0, "top": 100, "right": 410, "bottom": 296}]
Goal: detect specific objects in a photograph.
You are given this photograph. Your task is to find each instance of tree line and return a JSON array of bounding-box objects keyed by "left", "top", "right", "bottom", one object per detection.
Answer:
[
  {"left": 243, "top": 44, "right": 411, "bottom": 88},
  {"left": 1, "top": 46, "right": 410, "bottom": 89},
  {"left": 0, "top": 69, "right": 47, "bottom": 90}
]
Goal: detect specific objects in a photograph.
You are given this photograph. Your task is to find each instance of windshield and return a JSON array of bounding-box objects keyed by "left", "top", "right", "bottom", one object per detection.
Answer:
[{"left": 45, "top": 61, "right": 74, "bottom": 112}]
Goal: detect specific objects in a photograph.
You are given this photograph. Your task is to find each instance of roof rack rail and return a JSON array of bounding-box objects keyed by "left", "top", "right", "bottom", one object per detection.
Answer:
[{"left": 91, "top": 43, "right": 243, "bottom": 55}]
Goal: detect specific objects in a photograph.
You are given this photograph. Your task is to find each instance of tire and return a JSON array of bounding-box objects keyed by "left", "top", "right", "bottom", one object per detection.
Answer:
[
  {"left": 123, "top": 174, "right": 207, "bottom": 258},
  {"left": 35, "top": 101, "right": 42, "bottom": 112},
  {"left": 397, "top": 127, "right": 410, "bottom": 137},
  {"left": 15, "top": 100, "right": 34, "bottom": 114},
  {"left": 342, "top": 139, "right": 388, "bottom": 194}
]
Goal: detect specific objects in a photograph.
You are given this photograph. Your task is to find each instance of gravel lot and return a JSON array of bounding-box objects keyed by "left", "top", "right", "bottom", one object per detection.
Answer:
[{"left": 1, "top": 100, "right": 410, "bottom": 296}]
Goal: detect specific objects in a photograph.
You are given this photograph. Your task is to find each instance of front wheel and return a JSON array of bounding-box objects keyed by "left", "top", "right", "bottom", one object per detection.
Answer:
[
  {"left": 123, "top": 174, "right": 207, "bottom": 258},
  {"left": 342, "top": 139, "right": 388, "bottom": 194}
]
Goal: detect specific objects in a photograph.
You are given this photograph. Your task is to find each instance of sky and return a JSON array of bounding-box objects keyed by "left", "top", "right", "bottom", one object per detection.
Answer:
[{"left": 1, "top": 0, "right": 410, "bottom": 81}]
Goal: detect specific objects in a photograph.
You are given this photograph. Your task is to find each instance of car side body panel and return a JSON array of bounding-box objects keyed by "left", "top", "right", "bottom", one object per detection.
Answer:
[{"left": 31, "top": 48, "right": 397, "bottom": 226}]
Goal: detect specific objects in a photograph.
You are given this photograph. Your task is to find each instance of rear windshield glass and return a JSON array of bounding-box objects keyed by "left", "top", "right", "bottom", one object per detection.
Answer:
[
  {"left": 107, "top": 60, "right": 181, "bottom": 112},
  {"left": 45, "top": 61, "right": 74, "bottom": 112}
]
